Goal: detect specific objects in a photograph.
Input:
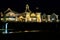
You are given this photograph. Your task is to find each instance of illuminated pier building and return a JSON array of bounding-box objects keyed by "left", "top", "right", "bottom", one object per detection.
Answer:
[
  {"left": 0, "top": 4, "right": 60, "bottom": 22},
  {"left": 0, "top": 4, "right": 60, "bottom": 34}
]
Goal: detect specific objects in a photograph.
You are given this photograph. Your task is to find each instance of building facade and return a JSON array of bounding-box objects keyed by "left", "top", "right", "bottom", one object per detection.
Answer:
[{"left": 0, "top": 4, "right": 59, "bottom": 22}]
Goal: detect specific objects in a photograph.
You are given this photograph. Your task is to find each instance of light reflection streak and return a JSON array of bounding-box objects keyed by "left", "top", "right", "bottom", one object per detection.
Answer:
[{"left": 2, "top": 23, "right": 8, "bottom": 34}]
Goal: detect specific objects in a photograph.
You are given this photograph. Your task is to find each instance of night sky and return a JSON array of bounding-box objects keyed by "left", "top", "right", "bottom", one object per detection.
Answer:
[{"left": 0, "top": 0, "right": 60, "bottom": 14}]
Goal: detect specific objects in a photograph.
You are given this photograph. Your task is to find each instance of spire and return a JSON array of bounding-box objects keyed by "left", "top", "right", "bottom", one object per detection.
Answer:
[{"left": 25, "top": 4, "right": 31, "bottom": 12}]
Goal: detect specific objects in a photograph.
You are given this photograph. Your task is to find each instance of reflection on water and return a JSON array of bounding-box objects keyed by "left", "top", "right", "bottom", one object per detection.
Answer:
[
  {"left": 0, "top": 29, "right": 40, "bottom": 34},
  {"left": 2, "top": 23, "right": 8, "bottom": 34},
  {"left": 0, "top": 28, "right": 55, "bottom": 34},
  {"left": 0, "top": 22, "right": 59, "bottom": 34}
]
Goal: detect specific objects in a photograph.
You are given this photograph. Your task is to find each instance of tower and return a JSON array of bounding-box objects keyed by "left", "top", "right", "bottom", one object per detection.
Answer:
[
  {"left": 25, "top": 4, "right": 31, "bottom": 12},
  {"left": 25, "top": 4, "right": 31, "bottom": 22}
]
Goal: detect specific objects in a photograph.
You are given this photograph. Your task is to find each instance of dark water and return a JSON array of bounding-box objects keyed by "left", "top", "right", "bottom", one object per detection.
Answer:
[
  {"left": 0, "top": 32, "right": 57, "bottom": 40},
  {"left": 0, "top": 22, "right": 59, "bottom": 40},
  {"left": 0, "top": 22, "right": 59, "bottom": 32}
]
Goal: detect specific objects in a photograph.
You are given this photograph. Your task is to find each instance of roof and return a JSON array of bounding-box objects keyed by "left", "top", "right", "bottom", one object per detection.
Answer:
[{"left": 4, "top": 8, "right": 18, "bottom": 14}]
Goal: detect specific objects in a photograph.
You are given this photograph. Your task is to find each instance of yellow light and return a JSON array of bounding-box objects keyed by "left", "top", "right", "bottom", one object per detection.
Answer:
[
  {"left": 36, "top": 13, "right": 41, "bottom": 22},
  {"left": 25, "top": 12, "right": 31, "bottom": 22},
  {"left": 31, "top": 13, "right": 36, "bottom": 16},
  {"left": 47, "top": 15, "right": 51, "bottom": 22},
  {"left": 18, "top": 16, "right": 24, "bottom": 22},
  {"left": 1, "top": 18, "right": 4, "bottom": 21},
  {"left": 6, "top": 12, "right": 16, "bottom": 17}
]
